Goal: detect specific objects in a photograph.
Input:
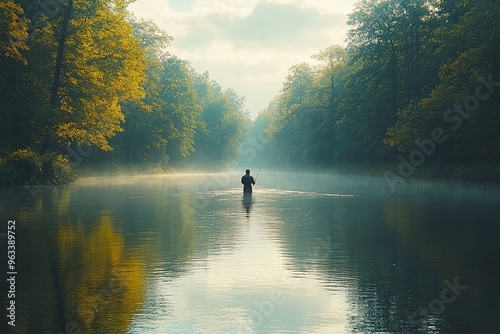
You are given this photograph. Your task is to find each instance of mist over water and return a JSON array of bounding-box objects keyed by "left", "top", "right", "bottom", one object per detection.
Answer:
[{"left": 1, "top": 172, "right": 499, "bottom": 333}]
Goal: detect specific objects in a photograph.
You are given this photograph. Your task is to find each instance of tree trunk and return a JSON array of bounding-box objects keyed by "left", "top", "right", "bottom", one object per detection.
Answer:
[{"left": 51, "top": 0, "right": 73, "bottom": 106}]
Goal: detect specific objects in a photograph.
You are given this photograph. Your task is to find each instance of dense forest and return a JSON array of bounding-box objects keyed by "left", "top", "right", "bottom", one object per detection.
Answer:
[
  {"left": 0, "top": 0, "right": 249, "bottom": 185},
  {"left": 1, "top": 0, "right": 500, "bottom": 185},
  {"left": 251, "top": 0, "right": 500, "bottom": 183}
]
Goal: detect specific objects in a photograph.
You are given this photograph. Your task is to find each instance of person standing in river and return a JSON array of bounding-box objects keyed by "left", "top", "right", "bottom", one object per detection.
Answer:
[{"left": 241, "top": 169, "right": 255, "bottom": 194}]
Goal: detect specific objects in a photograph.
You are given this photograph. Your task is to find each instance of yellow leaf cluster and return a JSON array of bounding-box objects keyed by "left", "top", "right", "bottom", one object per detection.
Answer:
[
  {"left": 55, "top": 0, "right": 146, "bottom": 150},
  {"left": 0, "top": 0, "right": 29, "bottom": 64}
]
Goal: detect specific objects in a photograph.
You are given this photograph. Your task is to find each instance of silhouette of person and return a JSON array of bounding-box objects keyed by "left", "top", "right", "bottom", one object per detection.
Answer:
[{"left": 241, "top": 169, "right": 255, "bottom": 194}]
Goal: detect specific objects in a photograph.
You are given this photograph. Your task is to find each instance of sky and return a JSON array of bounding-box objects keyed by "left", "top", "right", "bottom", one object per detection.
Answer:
[{"left": 128, "top": 0, "right": 358, "bottom": 118}]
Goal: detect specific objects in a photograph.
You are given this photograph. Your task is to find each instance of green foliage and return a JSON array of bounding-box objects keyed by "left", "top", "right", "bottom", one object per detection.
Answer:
[
  {"left": 186, "top": 73, "right": 250, "bottom": 167},
  {"left": 0, "top": 149, "right": 42, "bottom": 185},
  {"left": 0, "top": 149, "right": 75, "bottom": 185},
  {"left": 262, "top": 63, "right": 320, "bottom": 166},
  {"left": 159, "top": 56, "right": 202, "bottom": 160},
  {"left": 0, "top": 1, "right": 248, "bottom": 178},
  {"left": 387, "top": 0, "right": 500, "bottom": 163},
  {"left": 40, "top": 153, "right": 77, "bottom": 185},
  {"left": 448, "top": 162, "right": 500, "bottom": 182},
  {"left": 256, "top": 0, "right": 500, "bottom": 177}
]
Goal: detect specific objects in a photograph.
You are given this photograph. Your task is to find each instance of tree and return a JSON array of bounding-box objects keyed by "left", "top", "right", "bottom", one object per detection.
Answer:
[
  {"left": 53, "top": 0, "right": 146, "bottom": 150},
  {"left": 312, "top": 45, "right": 346, "bottom": 113},
  {"left": 264, "top": 63, "right": 321, "bottom": 166},
  {"left": 332, "top": 0, "right": 438, "bottom": 162},
  {"left": 187, "top": 73, "right": 249, "bottom": 167},
  {"left": 106, "top": 16, "right": 173, "bottom": 168},
  {"left": 386, "top": 0, "right": 500, "bottom": 163},
  {"left": 0, "top": 1, "right": 57, "bottom": 153},
  {"left": 0, "top": 0, "right": 29, "bottom": 64},
  {"left": 158, "top": 56, "right": 202, "bottom": 163}
]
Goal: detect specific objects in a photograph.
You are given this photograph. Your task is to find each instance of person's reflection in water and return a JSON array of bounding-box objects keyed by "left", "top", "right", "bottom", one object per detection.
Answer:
[{"left": 242, "top": 193, "right": 253, "bottom": 215}]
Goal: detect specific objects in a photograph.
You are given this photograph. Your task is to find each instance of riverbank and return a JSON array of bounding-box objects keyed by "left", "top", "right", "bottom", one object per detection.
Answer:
[
  {"left": 259, "top": 161, "right": 500, "bottom": 185},
  {"left": 329, "top": 161, "right": 500, "bottom": 183}
]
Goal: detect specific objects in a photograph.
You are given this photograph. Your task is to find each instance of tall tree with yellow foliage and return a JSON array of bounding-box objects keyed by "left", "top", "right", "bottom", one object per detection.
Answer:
[{"left": 52, "top": 0, "right": 146, "bottom": 150}]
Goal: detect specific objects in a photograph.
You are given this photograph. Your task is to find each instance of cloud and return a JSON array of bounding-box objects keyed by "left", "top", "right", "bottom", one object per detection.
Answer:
[
  {"left": 176, "top": 1, "right": 344, "bottom": 50},
  {"left": 167, "top": 0, "right": 196, "bottom": 13},
  {"left": 128, "top": 0, "right": 356, "bottom": 117}
]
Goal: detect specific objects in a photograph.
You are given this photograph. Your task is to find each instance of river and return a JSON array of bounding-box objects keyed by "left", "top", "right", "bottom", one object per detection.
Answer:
[{"left": 1, "top": 172, "right": 499, "bottom": 334}]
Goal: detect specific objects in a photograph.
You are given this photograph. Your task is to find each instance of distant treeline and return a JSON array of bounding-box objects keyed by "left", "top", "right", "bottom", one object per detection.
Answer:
[
  {"left": 0, "top": 0, "right": 249, "bottom": 184},
  {"left": 253, "top": 0, "right": 500, "bottom": 180}
]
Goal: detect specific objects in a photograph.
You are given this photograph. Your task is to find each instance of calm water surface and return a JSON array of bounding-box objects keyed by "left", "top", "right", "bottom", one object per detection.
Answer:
[{"left": 1, "top": 172, "right": 499, "bottom": 334}]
